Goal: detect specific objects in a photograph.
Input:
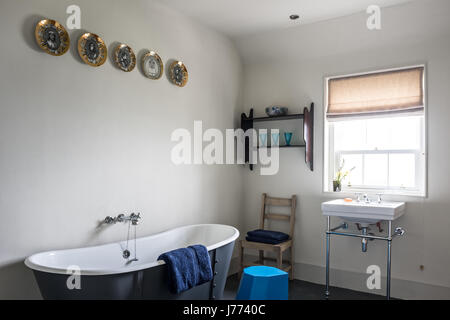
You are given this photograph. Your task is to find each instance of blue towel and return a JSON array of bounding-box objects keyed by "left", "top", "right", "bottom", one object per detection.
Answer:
[
  {"left": 246, "top": 235, "right": 286, "bottom": 244},
  {"left": 158, "top": 245, "right": 213, "bottom": 294},
  {"left": 247, "top": 229, "right": 289, "bottom": 242}
]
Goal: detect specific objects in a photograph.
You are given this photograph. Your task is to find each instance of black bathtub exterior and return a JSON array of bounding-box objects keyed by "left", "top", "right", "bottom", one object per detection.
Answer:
[{"left": 33, "top": 241, "right": 235, "bottom": 300}]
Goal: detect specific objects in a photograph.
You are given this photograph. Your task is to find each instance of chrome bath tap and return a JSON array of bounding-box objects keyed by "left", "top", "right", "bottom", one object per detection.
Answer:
[
  {"left": 103, "top": 213, "right": 142, "bottom": 225},
  {"left": 129, "top": 213, "right": 141, "bottom": 225}
]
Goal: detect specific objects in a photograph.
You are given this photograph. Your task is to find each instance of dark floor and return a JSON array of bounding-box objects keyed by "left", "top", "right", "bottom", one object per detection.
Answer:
[{"left": 223, "top": 274, "right": 387, "bottom": 300}]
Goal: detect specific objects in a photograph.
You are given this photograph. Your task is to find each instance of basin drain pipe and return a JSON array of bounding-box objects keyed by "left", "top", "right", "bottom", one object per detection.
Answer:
[{"left": 361, "top": 227, "right": 368, "bottom": 252}]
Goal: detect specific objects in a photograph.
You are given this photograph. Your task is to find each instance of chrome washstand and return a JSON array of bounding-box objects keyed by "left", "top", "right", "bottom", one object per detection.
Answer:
[{"left": 321, "top": 195, "right": 406, "bottom": 300}]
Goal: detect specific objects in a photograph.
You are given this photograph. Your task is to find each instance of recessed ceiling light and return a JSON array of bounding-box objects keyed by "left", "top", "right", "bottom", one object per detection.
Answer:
[{"left": 289, "top": 14, "right": 300, "bottom": 21}]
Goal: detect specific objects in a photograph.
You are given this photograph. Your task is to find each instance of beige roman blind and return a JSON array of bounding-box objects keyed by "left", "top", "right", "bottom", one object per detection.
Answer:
[{"left": 327, "top": 66, "right": 424, "bottom": 119}]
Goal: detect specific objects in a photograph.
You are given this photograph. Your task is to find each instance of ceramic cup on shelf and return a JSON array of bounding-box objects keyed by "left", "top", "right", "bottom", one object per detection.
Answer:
[
  {"left": 259, "top": 133, "right": 267, "bottom": 147},
  {"left": 284, "top": 132, "right": 293, "bottom": 146},
  {"left": 271, "top": 132, "right": 280, "bottom": 146}
]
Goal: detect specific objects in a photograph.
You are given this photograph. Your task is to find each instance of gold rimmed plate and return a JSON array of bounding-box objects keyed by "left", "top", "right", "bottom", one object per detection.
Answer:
[
  {"left": 78, "top": 33, "right": 107, "bottom": 67},
  {"left": 142, "top": 51, "right": 163, "bottom": 80},
  {"left": 114, "top": 44, "right": 136, "bottom": 72},
  {"left": 35, "top": 19, "right": 70, "bottom": 56},
  {"left": 169, "top": 61, "right": 188, "bottom": 87}
]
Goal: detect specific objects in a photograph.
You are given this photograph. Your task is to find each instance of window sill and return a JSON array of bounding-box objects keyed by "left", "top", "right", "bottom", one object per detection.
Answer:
[{"left": 322, "top": 188, "right": 426, "bottom": 199}]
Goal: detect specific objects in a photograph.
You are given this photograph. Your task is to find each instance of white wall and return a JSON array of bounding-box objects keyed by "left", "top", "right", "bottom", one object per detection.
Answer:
[
  {"left": 235, "top": 0, "right": 450, "bottom": 299},
  {"left": 0, "top": 0, "right": 244, "bottom": 299}
]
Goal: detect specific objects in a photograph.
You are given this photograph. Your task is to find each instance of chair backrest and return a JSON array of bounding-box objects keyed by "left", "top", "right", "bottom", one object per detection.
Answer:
[{"left": 259, "top": 193, "right": 297, "bottom": 238}]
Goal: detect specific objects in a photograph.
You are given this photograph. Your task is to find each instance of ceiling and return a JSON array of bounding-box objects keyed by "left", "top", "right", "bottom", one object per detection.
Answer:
[{"left": 156, "top": 0, "right": 415, "bottom": 38}]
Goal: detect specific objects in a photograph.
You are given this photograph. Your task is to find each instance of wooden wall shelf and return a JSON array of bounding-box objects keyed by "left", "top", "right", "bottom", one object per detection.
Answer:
[
  {"left": 250, "top": 114, "right": 304, "bottom": 122},
  {"left": 240, "top": 103, "right": 314, "bottom": 171}
]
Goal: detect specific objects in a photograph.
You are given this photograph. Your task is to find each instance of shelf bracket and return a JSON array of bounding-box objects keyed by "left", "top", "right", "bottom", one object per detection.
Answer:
[{"left": 303, "top": 103, "right": 314, "bottom": 171}]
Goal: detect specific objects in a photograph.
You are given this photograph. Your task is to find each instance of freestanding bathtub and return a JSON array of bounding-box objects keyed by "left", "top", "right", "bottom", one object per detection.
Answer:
[{"left": 25, "top": 224, "right": 239, "bottom": 300}]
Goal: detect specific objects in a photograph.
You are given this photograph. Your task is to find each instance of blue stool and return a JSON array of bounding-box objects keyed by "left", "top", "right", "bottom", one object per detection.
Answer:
[{"left": 236, "top": 266, "right": 288, "bottom": 300}]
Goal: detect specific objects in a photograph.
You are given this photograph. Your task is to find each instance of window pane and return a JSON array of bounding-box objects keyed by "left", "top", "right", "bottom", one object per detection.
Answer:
[
  {"left": 330, "top": 114, "right": 424, "bottom": 193},
  {"left": 388, "top": 117, "right": 421, "bottom": 150},
  {"left": 366, "top": 118, "right": 390, "bottom": 149},
  {"left": 340, "top": 154, "right": 363, "bottom": 186},
  {"left": 334, "top": 120, "right": 365, "bottom": 151},
  {"left": 364, "top": 154, "right": 388, "bottom": 186},
  {"left": 389, "top": 154, "right": 416, "bottom": 188}
]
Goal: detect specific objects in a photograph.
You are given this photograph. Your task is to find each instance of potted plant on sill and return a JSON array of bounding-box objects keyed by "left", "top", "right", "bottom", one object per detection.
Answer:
[{"left": 333, "top": 159, "right": 355, "bottom": 192}]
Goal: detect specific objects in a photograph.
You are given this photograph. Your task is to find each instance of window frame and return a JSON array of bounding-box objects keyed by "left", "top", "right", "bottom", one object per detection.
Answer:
[{"left": 323, "top": 65, "right": 427, "bottom": 197}]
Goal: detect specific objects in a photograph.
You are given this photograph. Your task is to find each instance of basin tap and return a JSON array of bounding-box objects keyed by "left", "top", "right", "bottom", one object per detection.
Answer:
[
  {"left": 376, "top": 193, "right": 382, "bottom": 204},
  {"left": 363, "top": 194, "right": 370, "bottom": 203}
]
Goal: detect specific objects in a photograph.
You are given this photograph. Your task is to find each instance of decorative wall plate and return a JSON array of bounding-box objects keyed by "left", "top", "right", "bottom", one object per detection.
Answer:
[
  {"left": 142, "top": 51, "right": 163, "bottom": 80},
  {"left": 77, "top": 33, "right": 107, "bottom": 67},
  {"left": 114, "top": 44, "right": 136, "bottom": 72},
  {"left": 35, "top": 19, "right": 70, "bottom": 56},
  {"left": 169, "top": 61, "right": 188, "bottom": 87}
]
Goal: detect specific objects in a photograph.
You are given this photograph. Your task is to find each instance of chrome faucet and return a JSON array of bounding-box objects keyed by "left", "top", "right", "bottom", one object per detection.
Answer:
[
  {"left": 104, "top": 216, "right": 115, "bottom": 224},
  {"left": 103, "top": 213, "right": 142, "bottom": 225},
  {"left": 102, "top": 213, "right": 141, "bottom": 262},
  {"left": 129, "top": 213, "right": 141, "bottom": 225},
  {"left": 376, "top": 193, "right": 382, "bottom": 204},
  {"left": 363, "top": 194, "right": 370, "bottom": 203}
]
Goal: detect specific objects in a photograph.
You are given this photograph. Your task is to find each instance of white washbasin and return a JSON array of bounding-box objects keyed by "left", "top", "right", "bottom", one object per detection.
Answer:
[{"left": 322, "top": 199, "right": 405, "bottom": 226}]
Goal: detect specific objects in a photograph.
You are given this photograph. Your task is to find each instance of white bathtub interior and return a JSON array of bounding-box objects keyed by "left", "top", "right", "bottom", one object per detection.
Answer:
[{"left": 25, "top": 224, "right": 239, "bottom": 276}]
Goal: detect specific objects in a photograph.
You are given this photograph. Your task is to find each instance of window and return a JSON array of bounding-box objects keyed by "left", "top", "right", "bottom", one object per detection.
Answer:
[{"left": 324, "top": 66, "right": 426, "bottom": 196}]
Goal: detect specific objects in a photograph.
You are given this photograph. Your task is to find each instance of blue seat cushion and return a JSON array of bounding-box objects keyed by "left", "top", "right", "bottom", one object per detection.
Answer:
[
  {"left": 247, "top": 229, "right": 289, "bottom": 242},
  {"left": 246, "top": 235, "right": 287, "bottom": 244}
]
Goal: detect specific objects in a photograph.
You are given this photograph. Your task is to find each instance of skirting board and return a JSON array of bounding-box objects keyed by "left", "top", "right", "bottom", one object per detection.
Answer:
[{"left": 228, "top": 256, "right": 450, "bottom": 300}]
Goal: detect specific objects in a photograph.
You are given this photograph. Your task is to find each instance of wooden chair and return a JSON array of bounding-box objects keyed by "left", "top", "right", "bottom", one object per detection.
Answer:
[{"left": 239, "top": 193, "right": 297, "bottom": 280}]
